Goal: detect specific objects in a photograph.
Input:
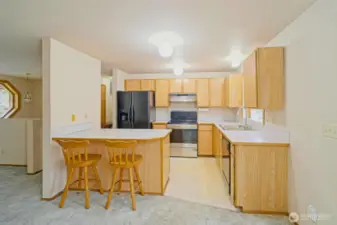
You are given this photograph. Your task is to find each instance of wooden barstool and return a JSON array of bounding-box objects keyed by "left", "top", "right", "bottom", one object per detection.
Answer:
[
  {"left": 57, "top": 140, "right": 104, "bottom": 209},
  {"left": 104, "top": 140, "right": 144, "bottom": 211}
]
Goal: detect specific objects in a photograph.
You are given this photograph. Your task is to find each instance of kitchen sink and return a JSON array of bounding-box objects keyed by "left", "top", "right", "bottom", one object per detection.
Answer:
[{"left": 219, "top": 124, "right": 255, "bottom": 131}]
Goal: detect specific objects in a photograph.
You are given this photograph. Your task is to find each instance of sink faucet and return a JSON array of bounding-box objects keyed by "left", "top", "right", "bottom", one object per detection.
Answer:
[{"left": 236, "top": 107, "right": 252, "bottom": 130}]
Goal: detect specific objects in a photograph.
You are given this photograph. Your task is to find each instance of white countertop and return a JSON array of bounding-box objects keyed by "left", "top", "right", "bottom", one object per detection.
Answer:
[
  {"left": 200, "top": 121, "right": 289, "bottom": 145},
  {"left": 52, "top": 128, "right": 171, "bottom": 140}
]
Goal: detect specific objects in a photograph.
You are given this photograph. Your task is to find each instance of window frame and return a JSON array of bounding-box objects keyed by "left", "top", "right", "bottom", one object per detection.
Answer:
[{"left": 0, "top": 80, "right": 21, "bottom": 118}]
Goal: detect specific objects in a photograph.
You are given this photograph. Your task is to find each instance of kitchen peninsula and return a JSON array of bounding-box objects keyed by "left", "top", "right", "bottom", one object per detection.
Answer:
[{"left": 52, "top": 128, "right": 171, "bottom": 195}]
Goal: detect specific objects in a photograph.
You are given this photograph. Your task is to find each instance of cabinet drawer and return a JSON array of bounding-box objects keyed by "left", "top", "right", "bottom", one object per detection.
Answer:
[{"left": 198, "top": 124, "right": 213, "bottom": 131}]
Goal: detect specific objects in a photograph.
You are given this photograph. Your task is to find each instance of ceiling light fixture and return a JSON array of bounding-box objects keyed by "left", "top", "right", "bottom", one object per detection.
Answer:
[
  {"left": 158, "top": 42, "right": 174, "bottom": 58},
  {"left": 173, "top": 67, "right": 184, "bottom": 76},
  {"left": 225, "top": 49, "right": 244, "bottom": 68},
  {"left": 149, "top": 31, "right": 184, "bottom": 58}
]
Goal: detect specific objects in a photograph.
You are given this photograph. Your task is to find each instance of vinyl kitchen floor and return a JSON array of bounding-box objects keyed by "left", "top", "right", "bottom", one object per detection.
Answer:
[{"left": 165, "top": 157, "right": 236, "bottom": 210}]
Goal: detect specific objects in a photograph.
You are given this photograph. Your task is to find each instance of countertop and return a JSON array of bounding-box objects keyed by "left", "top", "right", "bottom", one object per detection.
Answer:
[
  {"left": 200, "top": 121, "right": 290, "bottom": 146},
  {"left": 52, "top": 128, "right": 171, "bottom": 141}
]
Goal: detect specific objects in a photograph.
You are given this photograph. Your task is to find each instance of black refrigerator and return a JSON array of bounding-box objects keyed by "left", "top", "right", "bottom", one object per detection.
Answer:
[{"left": 117, "top": 91, "right": 156, "bottom": 129}]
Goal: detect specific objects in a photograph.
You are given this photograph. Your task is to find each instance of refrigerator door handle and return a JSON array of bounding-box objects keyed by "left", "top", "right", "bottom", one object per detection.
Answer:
[
  {"left": 129, "top": 107, "right": 132, "bottom": 124},
  {"left": 133, "top": 106, "right": 135, "bottom": 126}
]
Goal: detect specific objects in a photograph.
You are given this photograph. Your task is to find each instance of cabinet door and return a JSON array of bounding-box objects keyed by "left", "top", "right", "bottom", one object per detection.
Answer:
[
  {"left": 209, "top": 78, "right": 225, "bottom": 107},
  {"left": 198, "top": 130, "right": 213, "bottom": 156},
  {"left": 196, "top": 79, "right": 209, "bottom": 107},
  {"left": 141, "top": 80, "right": 155, "bottom": 91},
  {"left": 243, "top": 51, "right": 257, "bottom": 108},
  {"left": 125, "top": 80, "right": 141, "bottom": 91},
  {"left": 170, "top": 79, "right": 183, "bottom": 93},
  {"left": 227, "top": 75, "right": 243, "bottom": 108},
  {"left": 256, "top": 47, "right": 284, "bottom": 109},
  {"left": 183, "top": 79, "right": 196, "bottom": 93},
  {"left": 155, "top": 80, "right": 170, "bottom": 107}
]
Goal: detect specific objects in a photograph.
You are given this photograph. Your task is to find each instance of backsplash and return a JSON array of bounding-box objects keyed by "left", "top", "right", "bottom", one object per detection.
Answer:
[{"left": 155, "top": 105, "right": 236, "bottom": 122}]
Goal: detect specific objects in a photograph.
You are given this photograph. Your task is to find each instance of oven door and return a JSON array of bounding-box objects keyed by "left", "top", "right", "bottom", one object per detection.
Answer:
[{"left": 167, "top": 124, "right": 197, "bottom": 157}]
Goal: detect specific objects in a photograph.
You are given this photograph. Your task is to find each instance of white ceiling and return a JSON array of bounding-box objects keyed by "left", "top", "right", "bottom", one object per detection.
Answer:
[{"left": 0, "top": 0, "right": 316, "bottom": 76}]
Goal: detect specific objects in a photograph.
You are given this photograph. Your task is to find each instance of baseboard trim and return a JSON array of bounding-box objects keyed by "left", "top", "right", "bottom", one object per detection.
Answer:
[
  {"left": 27, "top": 170, "right": 42, "bottom": 175},
  {"left": 0, "top": 164, "right": 27, "bottom": 167},
  {"left": 242, "top": 210, "right": 288, "bottom": 216},
  {"left": 41, "top": 191, "right": 63, "bottom": 201}
]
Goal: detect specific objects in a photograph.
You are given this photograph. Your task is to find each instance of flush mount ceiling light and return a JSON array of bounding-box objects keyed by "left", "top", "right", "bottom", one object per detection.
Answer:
[
  {"left": 167, "top": 59, "right": 190, "bottom": 76},
  {"left": 158, "top": 42, "right": 174, "bottom": 58},
  {"left": 225, "top": 49, "right": 244, "bottom": 68},
  {"left": 149, "top": 31, "right": 184, "bottom": 58},
  {"left": 173, "top": 67, "right": 184, "bottom": 76}
]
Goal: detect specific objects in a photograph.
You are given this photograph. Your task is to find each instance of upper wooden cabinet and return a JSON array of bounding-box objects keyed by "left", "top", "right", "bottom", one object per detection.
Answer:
[
  {"left": 242, "top": 47, "right": 285, "bottom": 110},
  {"left": 155, "top": 79, "right": 170, "bottom": 107},
  {"left": 125, "top": 80, "right": 141, "bottom": 91},
  {"left": 141, "top": 79, "right": 155, "bottom": 91},
  {"left": 169, "top": 79, "right": 183, "bottom": 93},
  {"left": 225, "top": 75, "right": 243, "bottom": 108},
  {"left": 182, "top": 79, "right": 196, "bottom": 93},
  {"left": 196, "top": 79, "right": 209, "bottom": 107},
  {"left": 209, "top": 78, "right": 225, "bottom": 107}
]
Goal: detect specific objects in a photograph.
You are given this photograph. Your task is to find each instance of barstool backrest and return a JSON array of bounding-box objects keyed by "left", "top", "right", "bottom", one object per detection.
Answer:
[
  {"left": 57, "top": 140, "right": 90, "bottom": 165},
  {"left": 104, "top": 140, "right": 137, "bottom": 165}
]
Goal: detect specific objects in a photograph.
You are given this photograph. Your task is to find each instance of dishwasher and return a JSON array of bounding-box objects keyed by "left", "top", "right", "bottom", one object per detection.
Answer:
[{"left": 222, "top": 137, "right": 231, "bottom": 195}]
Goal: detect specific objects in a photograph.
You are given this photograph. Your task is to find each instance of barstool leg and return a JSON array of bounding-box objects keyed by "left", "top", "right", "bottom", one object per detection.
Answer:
[
  {"left": 59, "top": 168, "right": 74, "bottom": 208},
  {"left": 134, "top": 166, "right": 144, "bottom": 196},
  {"left": 105, "top": 168, "right": 118, "bottom": 209},
  {"left": 128, "top": 168, "right": 136, "bottom": 211},
  {"left": 92, "top": 166, "right": 104, "bottom": 194},
  {"left": 118, "top": 168, "right": 124, "bottom": 191},
  {"left": 78, "top": 168, "right": 83, "bottom": 188},
  {"left": 84, "top": 166, "right": 90, "bottom": 209}
]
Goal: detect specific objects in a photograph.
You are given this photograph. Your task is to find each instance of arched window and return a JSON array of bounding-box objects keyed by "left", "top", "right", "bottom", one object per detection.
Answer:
[{"left": 0, "top": 80, "right": 21, "bottom": 118}]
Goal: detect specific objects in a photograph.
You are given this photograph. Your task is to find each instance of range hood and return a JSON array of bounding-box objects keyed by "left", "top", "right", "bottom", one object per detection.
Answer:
[{"left": 169, "top": 94, "right": 197, "bottom": 103}]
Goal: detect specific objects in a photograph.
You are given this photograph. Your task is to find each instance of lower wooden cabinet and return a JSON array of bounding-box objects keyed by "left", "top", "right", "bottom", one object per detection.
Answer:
[
  {"left": 152, "top": 122, "right": 167, "bottom": 129},
  {"left": 231, "top": 144, "right": 288, "bottom": 213},
  {"left": 197, "top": 124, "right": 213, "bottom": 156}
]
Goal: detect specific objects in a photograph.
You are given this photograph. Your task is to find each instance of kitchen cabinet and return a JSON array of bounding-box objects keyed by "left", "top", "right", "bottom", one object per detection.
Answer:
[
  {"left": 169, "top": 79, "right": 183, "bottom": 93},
  {"left": 196, "top": 79, "right": 209, "bottom": 107},
  {"left": 242, "top": 47, "right": 284, "bottom": 109},
  {"left": 225, "top": 75, "right": 243, "bottom": 108},
  {"left": 209, "top": 78, "right": 225, "bottom": 107},
  {"left": 141, "top": 79, "right": 155, "bottom": 91},
  {"left": 152, "top": 122, "right": 167, "bottom": 129},
  {"left": 231, "top": 144, "right": 288, "bottom": 213},
  {"left": 182, "top": 79, "right": 196, "bottom": 93},
  {"left": 125, "top": 80, "right": 141, "bottom": 91},
  {"left": 155, "top": 80, "right": 170, "bottom": 107},
  {"left": 197, "top": 124, "right": 213, "bottom": 156}
]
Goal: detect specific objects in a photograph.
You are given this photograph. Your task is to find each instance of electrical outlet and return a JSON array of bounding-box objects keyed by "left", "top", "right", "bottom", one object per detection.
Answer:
[
  {"left": 323, "top": 124, "right": 337, "bottom": 139},
  {"left": 306, "top": 205, "right": 318, "bottom": 223}
]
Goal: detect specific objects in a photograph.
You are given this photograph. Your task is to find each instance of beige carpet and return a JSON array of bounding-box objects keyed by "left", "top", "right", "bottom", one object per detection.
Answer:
[{"left": 0, "top": 167, "right": 289, "bottom": 225}]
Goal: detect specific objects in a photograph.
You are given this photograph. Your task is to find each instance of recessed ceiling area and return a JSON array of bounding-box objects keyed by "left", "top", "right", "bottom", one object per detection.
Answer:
[{"left": 0, "top": 0, "right": 316, "bottom": 76}]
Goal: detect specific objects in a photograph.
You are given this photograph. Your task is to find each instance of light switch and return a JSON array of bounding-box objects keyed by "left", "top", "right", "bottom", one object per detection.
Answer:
[{"left": 323, "top": 123, "right": 337, "bottom": 139}]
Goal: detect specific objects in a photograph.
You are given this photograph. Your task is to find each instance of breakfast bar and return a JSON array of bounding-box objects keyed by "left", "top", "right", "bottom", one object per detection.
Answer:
[{"left": 52, "top": 129, "right": 171, "bottom": 195}]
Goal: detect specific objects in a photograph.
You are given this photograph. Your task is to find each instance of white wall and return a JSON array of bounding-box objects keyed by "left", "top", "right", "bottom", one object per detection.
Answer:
[
  {"left": 42, "top": 38, "right": 101, "bottom": 198},
  {"left": 266, "top": 0, "right": 337, "bottom": 223},
  {"left": 0, "top": 118, "right": 42, "bottom": 174},
  {"left": 0, "top": 119, "right": 27, "bottom": 165},
  {"left": 126, "top": 72, "right": 237, "bottom": 122}
]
